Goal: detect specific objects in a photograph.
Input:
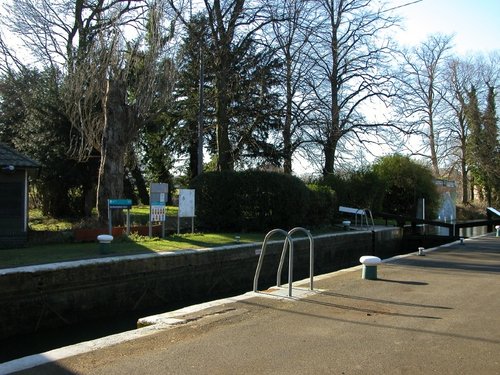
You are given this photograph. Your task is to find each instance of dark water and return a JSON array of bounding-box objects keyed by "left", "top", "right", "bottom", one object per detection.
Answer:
[
  {"left": 0, "top": 289, "right": 247, "bottom": 364},
  {"left": 0, "top": 306, "right": 164, "bottom": 363}
]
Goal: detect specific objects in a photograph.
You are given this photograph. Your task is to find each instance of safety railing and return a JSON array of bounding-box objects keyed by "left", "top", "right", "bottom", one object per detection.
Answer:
[
  {"left": 339, "top": 205, "right": 374, "bottom": 229},
  {"left": 363, "top": 208, "right": 375, "bottom": 229},
  {"left": 253, "top": 227, "right": 314, "bottom": 297}
]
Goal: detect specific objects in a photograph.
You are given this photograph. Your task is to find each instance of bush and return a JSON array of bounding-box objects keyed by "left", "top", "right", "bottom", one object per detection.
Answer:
[
  {"left": 321, "top": 169, "right": 384, "bottom": 213},
  {"left": 372, "top": 155, "right": 439, "bottom": 218},
  {"left": 306, "top": 184, "right": 336, "bottom": 226},
  {"left": 190, "top": 171, "right": 311, "bottom": 231}
]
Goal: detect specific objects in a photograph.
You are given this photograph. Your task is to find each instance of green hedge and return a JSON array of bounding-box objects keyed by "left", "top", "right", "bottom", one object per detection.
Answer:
[
  {"left": 190, "top": 171, "right": 333, "bottom": 231},
  {"left": 321, "top": 169, "right": 384, "bottom": 213},
  {"left": 319, "top": 155, "right": 439, "bottom": 220},
  {"left": 373, "top": 155, "right": 439, "bottom": 218},
  {"left": 306, "top": 184, "right": 336, "bottom": 226}
]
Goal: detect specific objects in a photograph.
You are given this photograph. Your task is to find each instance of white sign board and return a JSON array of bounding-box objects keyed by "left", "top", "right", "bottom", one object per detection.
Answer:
[{"left": 179, "top": 189, "right": 195, "bottom": 218}]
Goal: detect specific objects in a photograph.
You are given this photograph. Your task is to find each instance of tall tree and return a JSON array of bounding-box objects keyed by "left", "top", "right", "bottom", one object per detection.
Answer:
[
  {"left": 265, "top": 0, "right": 316, "bottom": 174},
  {"left": 395, "top": 34, "right": 453, "bottom": 176},
  {"left": 305, "top": 0, "right": 398, "bottom": 175},
  {"left": 168, "top": 0, "right": 280, "bottom": 171},
  {"left": 465, "top": 85, "right": 483, "bottom": 202},
  {"left": 172, "top": 15, "right": 211, "bottom": 180},
  {"left": 1, "top": 0, "right": 177, "bottom": 222},
  {"left": 443, "top": 57, "right": 474, "bottom": 203},
  {"left": 0, "top": 67, "right": 98, "bottom": 217},
  {"left": 481, "top": 85, "right": 499, "bottom": 205}
]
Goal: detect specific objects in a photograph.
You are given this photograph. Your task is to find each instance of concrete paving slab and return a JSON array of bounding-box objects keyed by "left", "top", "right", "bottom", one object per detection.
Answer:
[{"left": 2, "top": 234, "right": 500, "bottom": 374}]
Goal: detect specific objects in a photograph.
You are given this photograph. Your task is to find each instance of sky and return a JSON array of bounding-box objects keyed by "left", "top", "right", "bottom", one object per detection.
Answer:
[{"left": 391, "top": 0, "right": 500, "bottom": 55}]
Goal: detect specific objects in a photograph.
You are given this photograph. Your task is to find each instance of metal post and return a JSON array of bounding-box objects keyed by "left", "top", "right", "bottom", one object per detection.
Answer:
[
  {"left": 108, "top": 200, "right": 112, "bottom": 235},
  {"left": 197, "top": 39, "right": 204, "bottom": 176},
  {"left": 126, "top": 208, "right": 130, "bottom": 235}
]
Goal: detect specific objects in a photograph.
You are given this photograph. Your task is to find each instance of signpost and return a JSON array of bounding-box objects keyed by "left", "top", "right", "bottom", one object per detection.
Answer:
[
  {"left": 107, "top": 199, "right": 132, "bottom": 235},
  {"left": 149, "top": 183, "right": 168, "bottom": 238},
  {"left": 178, "top": 189, "right": 195, "bottom": 234}
]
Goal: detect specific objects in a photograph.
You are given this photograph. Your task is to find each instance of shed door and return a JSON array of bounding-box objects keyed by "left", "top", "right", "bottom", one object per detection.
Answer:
[{"left": 0, "top": 182, "right": 24, "bottom": 234}]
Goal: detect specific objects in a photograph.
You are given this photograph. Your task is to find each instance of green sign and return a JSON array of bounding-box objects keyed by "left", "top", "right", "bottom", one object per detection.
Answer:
[{"left": 108, "top": 199, "right": 132, "bottom": 208}]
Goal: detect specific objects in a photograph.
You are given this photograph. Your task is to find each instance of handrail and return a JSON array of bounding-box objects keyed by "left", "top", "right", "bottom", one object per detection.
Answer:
[
  {"left": 340, "top": 205, "right": 374, "bottom": 229},
  {"left": 276, "top": 227, "right": 314, "bottom": 291},
  {"left": 253, "top": 229, "right": 294, "bottom": 297},
  {"left": 253, "top": 227, "right": 314, "bottom": 298},
  {"left": 363, "top": 208, "right": 375, "bottom": 229}
]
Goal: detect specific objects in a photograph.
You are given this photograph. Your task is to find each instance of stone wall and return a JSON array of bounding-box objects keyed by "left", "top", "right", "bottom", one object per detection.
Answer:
[{"left": 0, "top": 228, "right": 402, "bottom": 339}]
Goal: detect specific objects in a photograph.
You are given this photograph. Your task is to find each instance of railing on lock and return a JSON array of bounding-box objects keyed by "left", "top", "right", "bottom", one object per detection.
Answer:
[{"left": 253, "top": 227, "right": 314, "bottom": 297}]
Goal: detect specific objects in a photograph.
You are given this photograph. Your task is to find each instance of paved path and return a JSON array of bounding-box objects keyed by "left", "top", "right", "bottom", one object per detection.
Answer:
[{"left": 3, "top": 234, "right": 500, "bottom": 374}]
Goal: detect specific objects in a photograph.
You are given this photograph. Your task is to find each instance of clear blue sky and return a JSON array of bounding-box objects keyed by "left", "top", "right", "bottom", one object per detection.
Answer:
[{"left": 391, "top": 0, "right": 500, "bottom": 55}]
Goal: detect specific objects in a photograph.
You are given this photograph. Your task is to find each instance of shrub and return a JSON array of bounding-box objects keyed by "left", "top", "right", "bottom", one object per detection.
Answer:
[
  {"left": 190, "top": 171, "right": 310, "bottom": 231},
  {"left": 306, "top": 184, "right": 336, "bottom": 226},
  {"left": 321, "top": 169, "right": 384, "bottom": 213},
  {"left": 190, "top": 171, "right": 242, "bottom": 231},
  {"left": 372, "top": 155, "right": 439, "bottom": 218}
]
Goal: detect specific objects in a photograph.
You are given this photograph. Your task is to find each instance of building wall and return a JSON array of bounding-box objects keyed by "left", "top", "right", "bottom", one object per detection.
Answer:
[{"left": 0, "top": 171, "right": 27, "bottom": 248}]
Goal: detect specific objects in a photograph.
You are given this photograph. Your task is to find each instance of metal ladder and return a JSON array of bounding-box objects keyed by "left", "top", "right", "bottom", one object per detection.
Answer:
[
  {"left": 253, "top": 227, "right": 314, "bottom": 297},
  {"left": 360, "top": 208, "right": 375, "bottom": 229}
]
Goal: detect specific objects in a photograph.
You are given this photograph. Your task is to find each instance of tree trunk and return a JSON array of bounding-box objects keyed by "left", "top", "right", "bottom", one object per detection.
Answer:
[
  {"left": 130, "top": 165, "right": 149, "bottom": 205},
  {"left": 461, "top": 158, "right": 468, "bottom": 204},
  {"left": 428, "top": 118, "right": 440, "bottom": 176},
  {"left": 283, "top": 104, "right": 292, "bottom": 174},
  {"left": 97, "top": 78, "right": 133, "bottom": 225},
  {"left": 283, "top": 55, "right": 293, "bottom": 175},
  {"left": 470, "top": 176, "right": 475, "bottom": 201},
  {"left": 323, "top": 136, "right": 338, "bottom": 176}
]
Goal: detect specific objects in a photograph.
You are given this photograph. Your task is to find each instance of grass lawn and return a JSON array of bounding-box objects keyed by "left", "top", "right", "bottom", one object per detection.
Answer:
[
  {"left": 0, "top": 206, "right": 339, "bottom": 270},
  {"left": 0, "top": 232, "right": 265, "bottom": 270}
]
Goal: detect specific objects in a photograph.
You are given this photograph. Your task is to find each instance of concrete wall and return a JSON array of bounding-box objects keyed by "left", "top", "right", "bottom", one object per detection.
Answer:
[{"left": 0, "top": 228, "right": 402, "bottom": 339}]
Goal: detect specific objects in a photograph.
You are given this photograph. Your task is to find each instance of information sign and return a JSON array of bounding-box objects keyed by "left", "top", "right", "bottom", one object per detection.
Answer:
[
  {"left": 178, "top": 189, "right": 195, "bottom": 234},
  {"left": 107, "top": 199, "right": 132, "bottom": 235},
  {"left": 179, "top": 189, "right": 195, "bottom": 218},
  {"left": 149, "top": 183, "right": 168, "bottom": 238},
  {"left": 108, "top": 199, "right": 132, "bottom": 209}
]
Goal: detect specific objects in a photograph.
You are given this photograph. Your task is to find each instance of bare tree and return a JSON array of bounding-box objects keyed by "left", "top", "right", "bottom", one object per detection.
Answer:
[
  {"left": 305, "top": 0, "right": 399, "bottom": 175},
  {"left": 442, "top": 57, "right": 474, "bottom": 203},
  {"left": 264, "top": 0, "right": 316, "bottom": 174},
  {"left": 440, "top": 53, "right": 500, "bottom": 204},
  {"left": 1, "top": 0, "right": 177, "bottom": 222},
  {"left": 394, "top": 34, "right": 453, "bottom": 176}
]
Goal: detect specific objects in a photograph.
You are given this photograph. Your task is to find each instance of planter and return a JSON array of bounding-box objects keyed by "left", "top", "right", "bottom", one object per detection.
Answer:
[{"left": 73, "top": 225, "right": 164, "bottom": 242}]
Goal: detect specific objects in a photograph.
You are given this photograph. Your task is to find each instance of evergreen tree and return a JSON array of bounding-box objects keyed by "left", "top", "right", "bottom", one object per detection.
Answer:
[
  {"left": 175, "top": 15, "right": 212, "bottom": 180},
  {"left": 465, "top": 86, "right": 482, "bottom": 201},
  {"left": 0, "top": 68, "right": 98, "bottom": 217},
  {"left": 465, "top": 85, "right": 500, "bottom": 205},
  {"left": 171, "top": 15, "right": 282, "bottom": 174},
  {"left": 482, "top": 85, "right": 499, "bottom": 204}
]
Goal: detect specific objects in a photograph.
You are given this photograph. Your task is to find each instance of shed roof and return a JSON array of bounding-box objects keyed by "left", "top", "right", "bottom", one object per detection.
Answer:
[{"left": 0, "top": 143, "right": 40, "bottom": 169}]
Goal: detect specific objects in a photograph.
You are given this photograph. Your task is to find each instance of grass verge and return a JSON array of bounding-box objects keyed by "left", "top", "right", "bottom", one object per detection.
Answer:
[{"left": 0, "top": 232, "right": 264, "bottom": 270}]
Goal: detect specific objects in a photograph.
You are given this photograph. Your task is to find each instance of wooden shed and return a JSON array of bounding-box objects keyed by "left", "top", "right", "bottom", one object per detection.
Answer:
[{"left": 0, "top": 143, "right": 40, "bottom": 248}]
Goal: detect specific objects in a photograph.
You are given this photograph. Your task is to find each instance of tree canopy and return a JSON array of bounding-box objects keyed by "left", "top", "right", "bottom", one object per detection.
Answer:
[{"left": 0, "top": 0, "right": 499, "bottom": 221}]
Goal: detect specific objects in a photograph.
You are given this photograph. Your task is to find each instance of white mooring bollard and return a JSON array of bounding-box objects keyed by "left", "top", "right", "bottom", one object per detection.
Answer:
[
  {"left": 97, "top": 234, "right": 114, "bottom": 254},
  {"left": 359, "top": 256, "right": 381, "bottom": 280}
]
